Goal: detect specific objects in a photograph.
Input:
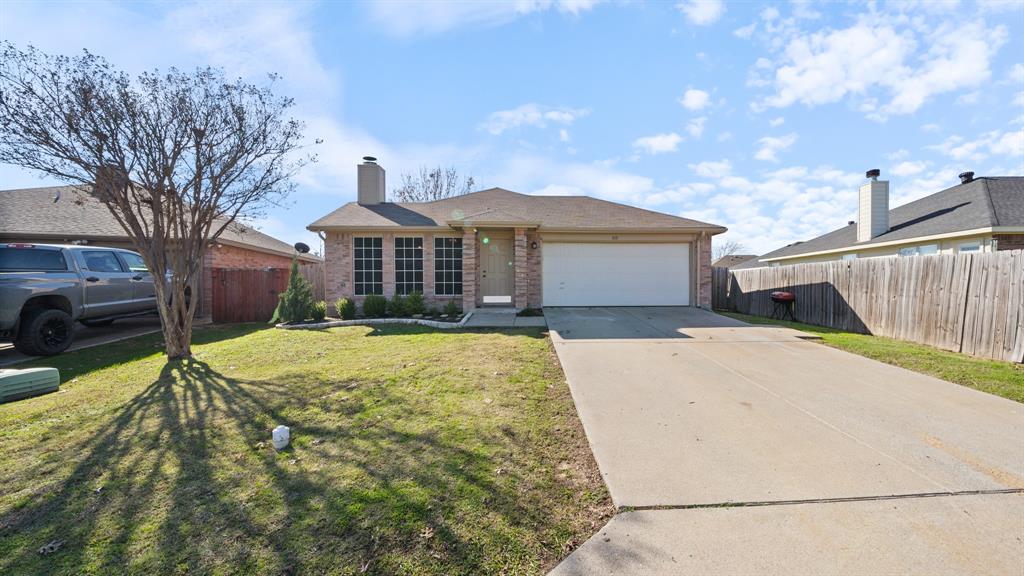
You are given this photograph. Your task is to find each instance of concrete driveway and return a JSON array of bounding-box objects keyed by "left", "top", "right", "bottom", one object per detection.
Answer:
[
  {"left": 546, "top": 307, "right": 1024, "bottom": 575},
  {"left": 0, "top": 316, "right": 162, "bottom": 367}
]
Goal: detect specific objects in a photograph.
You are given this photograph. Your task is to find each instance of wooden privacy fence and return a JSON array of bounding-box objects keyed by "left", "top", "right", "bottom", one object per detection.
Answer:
[
  {"left": 712, "top": 250, "right": 1024, "bottom": 363},
  {"left": 212, "top": 268, "right": 289, "bottom": 323},
  {"left": 212, "top": 264, "right": 328, "bottom": 323}
]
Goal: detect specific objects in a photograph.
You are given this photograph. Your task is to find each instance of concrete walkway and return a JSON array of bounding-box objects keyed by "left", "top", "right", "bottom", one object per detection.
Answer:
[
  {"left": 462, "top": 308, "right": 547, "bottom": 328},
  {"left": 546, "top": 307, "right": 1024, "bottom": 575}
]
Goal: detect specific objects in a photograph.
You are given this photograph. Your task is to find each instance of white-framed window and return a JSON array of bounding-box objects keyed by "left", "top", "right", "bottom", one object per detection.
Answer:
[
  {"left": 434, "top": 237, "right": 463, "bottom": 295},
  {"left": 958, "top": 241, "right": 981, "bottom": 253},
  {"left": 394, "top": 237, "right": 423, "bottom": 295},
  {"left": 899, "top": 244, "right": 939, "bottom": 257},
  {"left": 841, "top": 253, "right": 857, "bottom": 261},
  {"left": 353, "top": 237, "right": 383, "bottom": 295}
]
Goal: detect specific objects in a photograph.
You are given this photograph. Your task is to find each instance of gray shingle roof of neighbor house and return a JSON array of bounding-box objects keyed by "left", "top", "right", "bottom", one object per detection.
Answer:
[
  {"left": 0, "top": 185, "right": 321, "bottom": 261},
  {"left": 308, "top": 187, "right": 727, "bottom": 232},
  {"left": 711, "top": 254, "right": 758, "bottom": 268},
  {"left": 758, "top": 176, "right": 1024, "bottom": 262}
]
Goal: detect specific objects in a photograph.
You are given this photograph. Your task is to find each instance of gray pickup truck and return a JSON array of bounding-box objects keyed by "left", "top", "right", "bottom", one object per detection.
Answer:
[{"left": 0, "top": 243, "right": 159, "bottom": 356}]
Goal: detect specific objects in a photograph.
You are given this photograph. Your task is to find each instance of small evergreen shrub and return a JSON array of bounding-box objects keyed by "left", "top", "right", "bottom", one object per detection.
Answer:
[
  {"left": 270, "top": 257, "right": 314, "bottom": 324},
  {"left": 387, "top": 293, "right": 408, "bottom": 317},
  {"left": 335, "top": 297, "right": 356, "bottom": 320},
  {"left": 443, "top": 299, "right": 461, "bottom": 317},
  {"left": 406, "top": 291, "right": 426, "bottom": 315},
  {"left": 362, "top": 294, "right": 387, "bottom": 318},
  {"left": 311, "top": 301, "right": 328, "bottom": 322},
  {"left": 426, "top": 305, "right": 440, "bottom": 318}
]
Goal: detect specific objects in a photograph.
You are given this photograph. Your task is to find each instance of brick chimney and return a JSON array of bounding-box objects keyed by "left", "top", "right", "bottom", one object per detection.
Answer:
[
  {"left": 357, "top": 156, "right": 385, "bottom": 205},
  {"left": 857, "top": 168, "right": 889, "bottom": 242}
]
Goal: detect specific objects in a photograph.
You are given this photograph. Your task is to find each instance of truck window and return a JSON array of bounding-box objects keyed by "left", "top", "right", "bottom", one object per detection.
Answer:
[
  {"left": 81, "top": 250, "right": 125, "bottom": 273},
  {"left": 0, "top": 247, "right": 69, "bottom": 271},
  {"left": 119, "top": 252, "right": 149, "bottom": 273}
]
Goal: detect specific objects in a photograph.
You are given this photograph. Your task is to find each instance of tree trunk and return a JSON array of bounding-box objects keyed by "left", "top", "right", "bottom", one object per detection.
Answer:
[{"left": 153, "top": 273, "right": 196, "bottom": 360}]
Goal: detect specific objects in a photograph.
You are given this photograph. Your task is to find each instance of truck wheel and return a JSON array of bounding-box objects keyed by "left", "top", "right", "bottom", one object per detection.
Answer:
[
  {"left": 81, "top": 319, "right": 114, "bottom": 328},
  {"left": 14, "top": 309, "right": 74, "bottom": 356}
]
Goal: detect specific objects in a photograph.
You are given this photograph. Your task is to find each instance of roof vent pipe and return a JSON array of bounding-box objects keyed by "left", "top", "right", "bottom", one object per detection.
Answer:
[{"left": 958, "top": 171, "right": 974, "bottom": 184}]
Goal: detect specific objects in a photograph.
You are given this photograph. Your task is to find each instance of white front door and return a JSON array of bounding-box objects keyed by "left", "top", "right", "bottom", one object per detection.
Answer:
[{"left": 542, "top": 242, "right": 690, "bottom": 306}]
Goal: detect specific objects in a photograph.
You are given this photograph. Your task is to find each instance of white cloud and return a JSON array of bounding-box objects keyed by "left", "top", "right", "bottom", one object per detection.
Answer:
[
  {"left": 689, "top": 159, "right": 732, "bottom": 178},
  {"left": 716, "top": 131, "right": 733, "bottom": 142},
  {"left": 686, "top": 117, "right": 707, "bottom": 138},
  {"left": 891, "top": 160, "right": 929, "bottom": 177},
  {"left": 769, "top": 116, "right": 785, "bottom": 127},
  {"left": 677, "top": 0, "right": 725, "bottom": 25},
  {"left": 479, "top": 104, "right": 589, "bottom": 135},
  {"left": 632, "top": 132, "right": 684, "bottom": 154},
  {"left": 559, "top": 128, "right": 571, "bottom": 142},
  {"left": 955, "top": 91, "right": 980, "bottom": 106},
  {"left": 754, "top": 133, "right": 798, "bottom": 162},
  {"left": 734, "top": 23, "right": 757, "bottom": 39},
  {"left": 679, "top": 88, "right": 711, "bottom": 111},
  {"left": 1009, "top": 63, "right": 1024, "bottom": 83},
  {"left": 760, "top": 7, "right": 780, "bottom": 21},
  {"left": 366, "top": 0, "right": 605, "bottom": 36},
  {"left": 755, "top": 17, "right": 1008, "bottom": 120},
  {"left": 643, "top": 182, "right": 716, "bottom": 206},
  {"left": 927, "top": 129, "right": 1024, "bottom": 163},
  {"left": 1013, "top": 92, "right": 1024, "bottom": 107}
]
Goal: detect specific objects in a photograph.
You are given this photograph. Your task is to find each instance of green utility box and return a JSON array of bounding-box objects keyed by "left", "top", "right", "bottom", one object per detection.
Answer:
[{"left": 0, "top": 367, "right": 60, "bottom": 403}]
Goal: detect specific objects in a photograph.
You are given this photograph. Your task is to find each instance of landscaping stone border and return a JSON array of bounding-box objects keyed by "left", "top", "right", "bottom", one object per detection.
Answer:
[{"left": 275, "top": 310, "right": 475, "bottom": 331}]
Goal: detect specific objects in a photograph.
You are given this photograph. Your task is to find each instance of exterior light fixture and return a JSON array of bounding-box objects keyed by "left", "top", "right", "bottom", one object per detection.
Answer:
[
  {"left": 482, "top": 236, "right": 490, "bottom": 245},
  {"left": 531, "top": 241, "right": 538, "bottom": 249}
]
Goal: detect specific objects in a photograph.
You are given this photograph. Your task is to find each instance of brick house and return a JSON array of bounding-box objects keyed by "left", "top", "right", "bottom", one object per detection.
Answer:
[
  {"left": 308, "top": 158, "right": 726, "bottom": 310},
  {"left": 0, "top": 185, "right": 322, "bottom": 319}
]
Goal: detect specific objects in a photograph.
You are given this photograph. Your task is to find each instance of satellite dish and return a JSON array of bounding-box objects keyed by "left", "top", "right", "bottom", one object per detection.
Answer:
[{"left": 294, "top": 242, "right": 310, "bottom": 254}]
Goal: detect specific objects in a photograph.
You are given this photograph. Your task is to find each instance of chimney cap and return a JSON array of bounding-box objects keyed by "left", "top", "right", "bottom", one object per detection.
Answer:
[
  {"left": 866, "top": 168, "right": 881, "bottom": 179},
  {"left": 362, "top": 156, "right": 378, "bottom": 163},
  {"left": 958, "top": 171, "right": 974, "bottom": 184}
]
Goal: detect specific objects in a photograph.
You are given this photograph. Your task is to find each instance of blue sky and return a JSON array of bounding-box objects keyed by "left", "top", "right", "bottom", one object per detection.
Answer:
[{"left": 2, "top": 0, "right": 1022, "bottom": 255}]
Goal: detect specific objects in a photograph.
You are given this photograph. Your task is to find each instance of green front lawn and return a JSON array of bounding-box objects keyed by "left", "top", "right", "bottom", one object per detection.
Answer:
[
  {"left": 0, "top": 325, "right": 611, "bottom": 575},
  {"left": 720, "top": 312, "right": 1024, "bottom": 403}
]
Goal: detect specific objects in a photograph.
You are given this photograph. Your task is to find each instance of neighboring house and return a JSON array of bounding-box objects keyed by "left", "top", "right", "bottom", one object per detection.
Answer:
[
  {"left": 712, "top": 254, "right": 758, "bottom": 269},
  {"left": 309, "top": 158, "right": 726, "bottom": 310},
  {"left": 750, "top": 171, "right": 1024, "bottom": 268},
  {"left": 0, "top": 185, "right": 322, "bottom": 318}
]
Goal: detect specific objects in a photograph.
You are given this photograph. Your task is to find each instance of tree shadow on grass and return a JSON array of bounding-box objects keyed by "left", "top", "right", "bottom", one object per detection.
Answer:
[{"left": 1, "top": 356, "right": 574, "bottom": 574}]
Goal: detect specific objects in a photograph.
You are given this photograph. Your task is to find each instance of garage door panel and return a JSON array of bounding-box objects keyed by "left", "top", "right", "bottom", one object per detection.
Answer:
[{"left": 543, "top": 242, "right": 689, "bottom": 306}]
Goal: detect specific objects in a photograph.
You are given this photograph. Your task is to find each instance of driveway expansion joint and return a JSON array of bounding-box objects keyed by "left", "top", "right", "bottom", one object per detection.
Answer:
[{"left": 617, "top": 487, "right": 1024, "bottom": 513}]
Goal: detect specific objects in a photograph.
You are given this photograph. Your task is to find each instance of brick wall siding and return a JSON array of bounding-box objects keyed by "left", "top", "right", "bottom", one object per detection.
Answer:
[
  {"left": 325, "top": 231, "right": 464, "bottom": 308},
  {"left": 996, "top": 234, "right": 1024, "bottom": 251},
  {"left": 513, "top": 228, "right": 528, "bottom": 309},
  {"left": 526, "top": 230, "right": 542, "bottom": 308},
  {"left": 697, "top": 233, "right": 712, "bottom": 308}
]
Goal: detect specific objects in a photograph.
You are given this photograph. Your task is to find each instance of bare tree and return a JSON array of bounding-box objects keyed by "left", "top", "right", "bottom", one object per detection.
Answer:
[
  {"left": 713, "top": 239, "right": 747, "bottom": 261},
  {"left": 392, "top": 165, "right": 475, "bottom": 202},
  {"left": 0, "top": 43, "right": 311, "bottom": 359}
]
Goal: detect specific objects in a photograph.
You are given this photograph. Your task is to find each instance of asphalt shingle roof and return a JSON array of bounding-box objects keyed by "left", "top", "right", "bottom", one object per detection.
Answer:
[
  {"left": 308, "top": 187, "right": 726, "bottom": 232},
  {"left": 0, "top": 185, "right": 320, "bottom": 261},
  {"left": 759, "top": 176, "right": 1024, "bottom": 261}
]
